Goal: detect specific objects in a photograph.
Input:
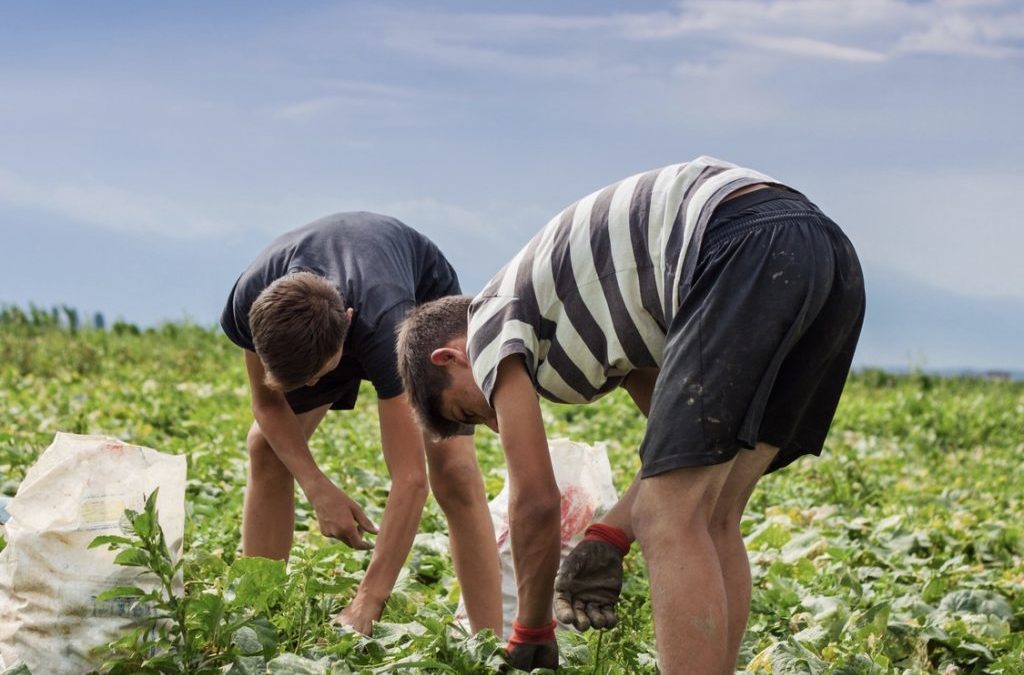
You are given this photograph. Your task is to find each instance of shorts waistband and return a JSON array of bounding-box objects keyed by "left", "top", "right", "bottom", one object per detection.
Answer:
[
  {"left": 713, "top": 185, "right": 810, "bottom": 220},
  {"left": 703, "top": 186, "right": 822, "bottom": 250}
]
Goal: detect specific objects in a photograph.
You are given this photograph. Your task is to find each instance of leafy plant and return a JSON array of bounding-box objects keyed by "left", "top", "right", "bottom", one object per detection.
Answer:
[
  {"left": 88, "top": 491, "right": 275, "bottom": 674},
  {"left": 0, "top": 319, "right": 1021, "bottom": 672}
]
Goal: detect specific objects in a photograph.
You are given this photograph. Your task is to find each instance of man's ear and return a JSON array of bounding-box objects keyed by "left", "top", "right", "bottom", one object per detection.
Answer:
[{"left": 429, "top": 347, "right": 463, "bottom": 366}]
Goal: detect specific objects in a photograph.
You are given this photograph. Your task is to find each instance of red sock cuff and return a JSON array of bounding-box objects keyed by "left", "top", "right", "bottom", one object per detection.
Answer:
[
  {"left": 509, "top": 619, "right": 557, "bottom": 645},
  {"left": 583, "top": 523, "right": 631, "bottom": 555}
]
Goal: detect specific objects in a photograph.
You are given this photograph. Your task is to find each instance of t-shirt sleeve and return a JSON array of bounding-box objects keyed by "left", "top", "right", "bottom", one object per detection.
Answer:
[
  {"left": 467, "top": 295, "right": 541, "bottom": 404},
  {"left": 358, "top": 301, "right": 414, "bottom": 400},
  {"left": 220, "top": 282, "right": 255, "bottom": 351}
]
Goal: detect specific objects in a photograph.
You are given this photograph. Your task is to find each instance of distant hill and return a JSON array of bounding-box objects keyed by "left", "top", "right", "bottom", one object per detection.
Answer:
[{"left": 855, "top": 263, "right": 1024, "bottom": 372}]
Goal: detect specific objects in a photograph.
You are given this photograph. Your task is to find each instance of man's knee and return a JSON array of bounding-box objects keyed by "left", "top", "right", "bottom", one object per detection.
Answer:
[
  {"left": 708, "top": 505, "right": 743, "bottom": 543},
  {"left": 631, "top": 475, "right": 715, "bottom": 546},
  {"left": 246, "top": 424, "right": 289, "bottom": 479},
  {"left": 707, "top": 444, "right": 777, "bottom": 541}
]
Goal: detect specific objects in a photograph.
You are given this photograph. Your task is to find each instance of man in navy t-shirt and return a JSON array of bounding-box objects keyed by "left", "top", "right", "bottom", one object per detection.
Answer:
[{"left": 221, "top": 212, "right": 500, "bottom": 635}]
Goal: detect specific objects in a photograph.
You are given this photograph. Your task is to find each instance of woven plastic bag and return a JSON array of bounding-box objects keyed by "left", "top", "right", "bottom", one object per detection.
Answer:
[
  {"left": 0, "top": 432, "right": 186, "bottom": 674},
  {"left": 456, "top": 437, "right": 619, "bottom": 638}
]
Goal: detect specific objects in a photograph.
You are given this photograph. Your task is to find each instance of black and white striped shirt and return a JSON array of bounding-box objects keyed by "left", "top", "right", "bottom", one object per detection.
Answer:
[{"left": 467, "top": 156, "right": 782, "bottom": 404}]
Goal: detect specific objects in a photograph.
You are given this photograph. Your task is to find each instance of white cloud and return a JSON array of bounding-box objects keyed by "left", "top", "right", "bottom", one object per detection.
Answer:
[
  {"left": 896, "top": 7, "right": 1024, "bottom": 57},
  {"left": 356, "top": 0, "right": 1022, "bottom": 76},
  {"left": 375, "top": 21, "right": 635, "bottom": 82},
  {"left": 0, "top": 169, "right": 234, "bottom": 238},
  {"left": 743, "top": 35, "right": 887, "bottom": 62},
  {"left": 271, "top": 80, "right": 420, "bottom": 123},
  {"left": 273, "top": 96, "right": 345, "bottom": 122}
]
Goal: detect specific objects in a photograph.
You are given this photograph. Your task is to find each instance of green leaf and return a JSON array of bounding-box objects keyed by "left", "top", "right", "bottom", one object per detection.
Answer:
[
  {"left": 939, "top": 590, "right": 1014, "bottom": 620},
  {"left": 186, "top": 592, "right": 226, "bottom": 636},
  {"left": 96, "top": 585, "right": 148, "bottom": 600},
  {"left": 747, "top": 520, "right": 793, "bottom": 550},
  {"left": 232, "top": 626, "right": 266, "bottom": 657},
  {"left": 88, "top": 534, "right": 134, "bottom": 549},
  {"left": 266, "top": 653, "right": 331, "bottom": 674},
  {"left": 113, "top": 547, "right": 151, "bottom": 568},
  {"left": 131, "top": 510, "right": 155, "bottom": 539},
  {"left": 228, "top": 556, "right": 287, "bottom": 612}
]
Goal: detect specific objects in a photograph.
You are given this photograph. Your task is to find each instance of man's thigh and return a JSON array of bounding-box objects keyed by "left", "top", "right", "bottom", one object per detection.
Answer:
[
  {"left": 249, "top": 402, "right": 332, "bottom": 449},
  {"left": 296, "top": 403, "right": 332, "bottom": 438}
]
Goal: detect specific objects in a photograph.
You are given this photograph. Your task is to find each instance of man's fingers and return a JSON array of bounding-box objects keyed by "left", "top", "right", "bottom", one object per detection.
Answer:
[
  {"left": 554, "top": 595, "right": 576, "bottom": 625},
  {"left": 350, "top": 533, "right": 374, "bottom": 550},
  {"left": 585, "top": 602, "right": 606, "bottom": 630},
  {"left": 601, "top": 606, "right": 618, "bottom": 630},
  {"left": 572, "top": 599, "right": 591, "bottom": 631},
  {"left": 353, "top": 506, "right": 379, "bottom": 534},
  {"left": 341, "top": 526, "right": 374, "bottom": 550}
]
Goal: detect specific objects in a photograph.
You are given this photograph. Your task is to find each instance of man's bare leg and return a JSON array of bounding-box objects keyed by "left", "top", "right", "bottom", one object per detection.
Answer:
[
  {"left": 632, "top": 461, "right": 735, "bottom": 675},
  {"left": 242, "top": 403, "right": 331, "bottom": 559},
  {"left": 425, "top": 433, "right": 503, "bottom": 634},
  {"left": 709, "top": 443, "right": 778, "bottom": 671}
]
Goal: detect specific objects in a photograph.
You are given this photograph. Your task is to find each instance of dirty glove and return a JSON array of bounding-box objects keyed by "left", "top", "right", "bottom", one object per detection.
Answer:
[
  {"left": 553, "top": 523, "right": 630, "bottom": 631},
  {"left": 506, "top": 619, "right": 559, "bottom": 671}
]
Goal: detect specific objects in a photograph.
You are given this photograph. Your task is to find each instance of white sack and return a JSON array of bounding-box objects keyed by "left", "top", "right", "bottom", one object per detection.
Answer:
[
  {"left": 456, "top": 438, "right": 620, "bottom": 638},
  {"left": 0, "top": 432, "right": 186, "bottom": 674}
]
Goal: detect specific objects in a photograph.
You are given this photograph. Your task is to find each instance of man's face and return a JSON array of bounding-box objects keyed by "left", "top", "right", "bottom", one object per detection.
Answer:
[
  {"left": 305, "top": 346, "right": 343, "bottom": 388},
  {"left": 437, "top": 360, "right": 497, "bottom": 433},
  {"left": 305, "top": 308, "right": 353, "bottom": 388}
]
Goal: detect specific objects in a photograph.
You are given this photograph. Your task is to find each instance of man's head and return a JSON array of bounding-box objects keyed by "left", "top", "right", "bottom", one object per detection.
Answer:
[
  {"left": 249, "top": 272, "right": 351, "bottom": 392},
  {"left": 397, "top": 295, "right": 494, "bottom": 438}
]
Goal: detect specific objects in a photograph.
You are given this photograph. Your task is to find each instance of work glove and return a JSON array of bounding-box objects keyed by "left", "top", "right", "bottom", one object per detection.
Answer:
[
  {"left": 553, "top": 523, "right": 630, "bottom": 631},
  {"left": 505, "top": 619, "right": 559, "bottom": 672}
]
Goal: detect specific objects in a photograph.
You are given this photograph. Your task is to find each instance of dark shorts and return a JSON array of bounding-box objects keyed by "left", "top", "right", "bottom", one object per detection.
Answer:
[
  {"left": 284, "top": 258, "right": 463, "bottom": 415},
  {"left": 638, "top": 187, "right": 865, "bottom": 477}
]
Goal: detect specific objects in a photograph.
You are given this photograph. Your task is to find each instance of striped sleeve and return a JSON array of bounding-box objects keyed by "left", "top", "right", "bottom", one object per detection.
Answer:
[{"left": 467, "top": 295, "right": 542, "bottom": 404}]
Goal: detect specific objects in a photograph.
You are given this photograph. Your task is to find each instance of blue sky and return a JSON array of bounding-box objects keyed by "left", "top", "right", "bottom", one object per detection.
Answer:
[{"left": 1, "top": 1, "right": 1022, "bottom": 369}]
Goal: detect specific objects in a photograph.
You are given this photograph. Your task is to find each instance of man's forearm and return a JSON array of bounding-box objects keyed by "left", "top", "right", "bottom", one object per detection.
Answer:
[
  {"left": 510, "top": 494, "right": 561, "bottom": 626},
  {"left": 354, "top": 477, "right": 429, "bottom": 606},
  {"left": 251, "top": 401, "right": 330, "bottom": 493},
  {"left": 491, "top": 356, "right": 563, "bottom": 628},
  {"left": 597, "top": 471, "right": 641, "bottom": 542}
]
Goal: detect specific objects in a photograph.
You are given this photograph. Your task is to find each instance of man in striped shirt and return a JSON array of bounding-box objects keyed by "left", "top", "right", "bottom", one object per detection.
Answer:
[{"left": 397, "top": 157, "right": 865, "bottom": 673}]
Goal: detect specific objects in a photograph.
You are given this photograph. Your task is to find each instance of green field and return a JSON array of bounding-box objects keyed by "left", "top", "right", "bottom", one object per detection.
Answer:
[{"left": 1, "top": 317, "right": 1022, "bottom": 673}]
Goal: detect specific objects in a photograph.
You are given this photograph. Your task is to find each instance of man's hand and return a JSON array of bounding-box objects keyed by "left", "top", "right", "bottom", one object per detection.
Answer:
[
  {"left": 553, "top": 524, "right": 629, "bottom": 631},
  {"left": 333, "top": 594, "right": 383, "bottom": 636},
  {"left": 506, "top": 620, "right": 559, "bottom": 672},
  {"left": 307, "top": 480, "right": 378, "bottom": 550}
]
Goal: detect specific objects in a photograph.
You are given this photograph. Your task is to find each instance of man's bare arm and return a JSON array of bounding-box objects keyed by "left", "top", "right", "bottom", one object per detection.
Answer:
[
  {"left": 492, "top": 356, "right": 561, "bottom": 627},
  {"left": 244, "top": 350, "right": 376, "bottom": 548},
  {"left": 597, "top": 367, "right": 660, "bottom": 539},
  {"left": 337, "top": 393, "right": 430, "bottom": 633}
]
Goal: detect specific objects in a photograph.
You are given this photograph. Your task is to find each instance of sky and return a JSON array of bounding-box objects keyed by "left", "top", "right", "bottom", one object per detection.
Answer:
[{"left": 1, "top": 0, "right": 1022, "bottom": 370}]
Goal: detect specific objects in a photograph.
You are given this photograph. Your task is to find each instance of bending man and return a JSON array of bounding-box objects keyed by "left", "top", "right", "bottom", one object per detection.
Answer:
[{"left": 397, "top": 158, "right": 865, "bottom": 673}]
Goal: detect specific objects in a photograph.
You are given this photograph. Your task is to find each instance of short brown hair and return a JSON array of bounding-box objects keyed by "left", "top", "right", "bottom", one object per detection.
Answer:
[
  {"left": 396, "top": 295, "right": 471, "bottom": 438},
  {"left": 249, "top": 272, "right": 349, "bottom": 392}
]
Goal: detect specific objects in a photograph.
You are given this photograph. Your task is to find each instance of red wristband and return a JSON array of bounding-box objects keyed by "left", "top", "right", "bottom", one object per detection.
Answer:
[
  {"left": 583, "top": 523, "right": 631, "bottom": 556},
  {"left": 508, "top": 619, "right": 557, "bottom": 647}
]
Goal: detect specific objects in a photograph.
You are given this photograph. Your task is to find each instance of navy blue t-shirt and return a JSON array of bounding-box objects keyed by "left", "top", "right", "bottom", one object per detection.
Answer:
[{"left": 221, "top": 212, "right": 459, "bottom": 400}]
